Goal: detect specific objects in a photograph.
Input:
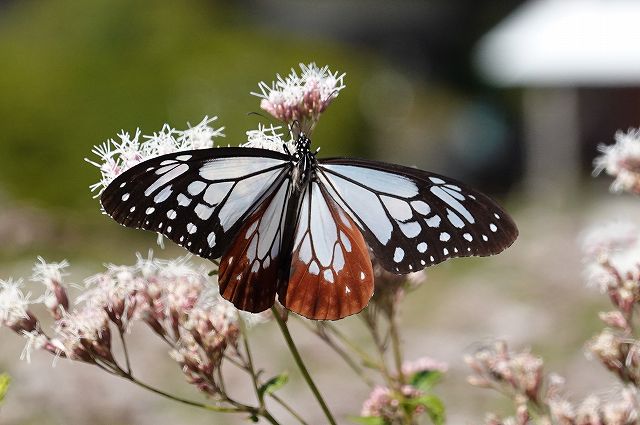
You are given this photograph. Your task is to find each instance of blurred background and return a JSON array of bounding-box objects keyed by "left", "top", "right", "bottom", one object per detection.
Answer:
[{"left": 1, "top": 0, "right": 638, "bottom": 423}]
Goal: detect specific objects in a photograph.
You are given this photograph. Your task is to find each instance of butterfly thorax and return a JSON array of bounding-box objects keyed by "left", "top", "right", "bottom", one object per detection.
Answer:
[{"left": 291, "top": 133, "right": 317, "bottom": 189}]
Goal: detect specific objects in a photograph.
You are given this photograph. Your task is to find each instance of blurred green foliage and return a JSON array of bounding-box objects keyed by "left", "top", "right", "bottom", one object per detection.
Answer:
[
  {"left": 0, "top": 0, "right": 373, "bottom": 211},
  {"left": 0, "top": 373, "right": 9, "bottom": 404}
]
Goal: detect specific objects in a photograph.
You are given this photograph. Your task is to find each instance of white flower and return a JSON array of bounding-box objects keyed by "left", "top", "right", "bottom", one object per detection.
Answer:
[
  {"left": 252, "top": 63, "right": 346, "bottom": 127},
  {"left": 242, "top": 124, "right": 294, "bottom": 154},
  {"left": 594, "top": 128, "right": 640, "bottom": 193},
  {"left": 31, "top": 257, "right": 69, "bottom": 290},
  {"left": 0, "top": 279, "right": 32, "bottom": 326},
  {"left": 20, "top": 330, "right": 48, "bottom": 363},
  {"left": 581, "top": 221, "right": 640, "bottom": 291},
  {"left": 86, "top": 116, "right": 224, "bottom": 195}
]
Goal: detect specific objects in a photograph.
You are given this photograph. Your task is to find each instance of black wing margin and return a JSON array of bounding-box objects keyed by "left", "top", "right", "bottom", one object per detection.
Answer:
[
  {"left": 101, "top": 147, "right": 291, "bottom": 260},
  {"left": 317, "top": 158, "right": 518, "bottom": 274}
]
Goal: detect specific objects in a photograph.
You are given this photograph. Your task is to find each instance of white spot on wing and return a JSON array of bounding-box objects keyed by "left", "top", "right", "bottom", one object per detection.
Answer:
[
  {"left": 323, "top": 164, "right": 419, "bottom": 197},
  {"left": 145, "top": 207, "right": 155, "bottom": 214},
  {"left": 429, "top": 177, "right": 445, "bottom": 184},
  {"left": 309, "top": 261, "right": 320, "bottom": 275},
  {"left": 154, "top": 186, "right": 172, "bottom": 203},
  {"left": 393, "top": 247, "right": 404, "bottom": 263},
  {"left": 431, "top": 186, "right": 475, "bottom": 224},
  {"left": 399, "top": 221, "right": 421, "bottom": 238},
  {"left": 417, "top": 242, "right": 427, "bottom": 253},
  {"left": 339, "top": 231, "right": 352, "bottom": 252},
  {"left": 145, "top": 164, "right": 189, "bottom": 196},
  {"left": 177, "top": 193, "right": 192, "bottom": 206},
  {"left": 121, "top": 193, "right": 130, "bottom": 201},
  {"left": 463, "top": 233, "right": 473, "bottom": 241},
  {"left": 490, "top": 223, "right": 497, "bottom": 232},
  {"left": 439, "top": 232, "right": 450, "bottom": 242},
  {"left": 194, "top": 203, "right": 214, "bottom": 220},
  {"left": 446, "top": 209, "right": 465, "bottom": 228},
  {"left": 381, "top": 195, "right": 413, "bottom": 221},
  {"left": 203, "top": 182, "right": 234, "bottom": 205},
  {"left": 199, "top": 157, "right": 285, "bottom": 181},
  {"left": 207, "top": 232, "right": 216, "bottom": 247},
  {"left": 167, "top": 209, "right": 177, "bottom": 219},
  {"left": 323, "top": 269, "right": 334, "bottom": 283},
  {"left": 187, "top": 223, "right": 197, "bottom": 234},
  {"left": 309, "top": 183, "right": 338, "bottom": 267},
  {"left": 187, "top": 181, "right": 207, "bottom": 196},
  {"left": 411, "top": 200, "right": 430, "bottom": 215},
  {"left": 425, "top": 216, "right": 441, "bottom": 228}
]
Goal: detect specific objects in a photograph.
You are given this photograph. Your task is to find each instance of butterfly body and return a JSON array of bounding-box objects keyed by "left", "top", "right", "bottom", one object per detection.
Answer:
[{"left": 101, "top": 134, "right": 518, "bottom": 320}]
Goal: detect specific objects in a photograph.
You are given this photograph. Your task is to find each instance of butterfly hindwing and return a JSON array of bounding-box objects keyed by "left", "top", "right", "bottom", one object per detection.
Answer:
[
  {"left": 218, "top": 177, "right": 291, "bottom": 313},
  {"left": 279, "top": 181, "right": 374, "bottom": 320},
  {"left": 317, "top": 158, "right": 518, "bottom": 274},
  {"left": 100, "top": 147, "right": 291, "bottom": 260}
]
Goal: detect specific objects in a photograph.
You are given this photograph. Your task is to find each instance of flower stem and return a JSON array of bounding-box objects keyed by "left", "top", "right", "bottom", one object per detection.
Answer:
[
  {"left": 125, "top": 374, "right": 239, "bottom": 413},
  {"left": 269, "top": 393, "right": 309, "bottom": 425},
  {"left": 271, "top": 307, "right": 337, "bottom": 425},
  {"left": 389, "top": 309, "right": 405, "bottom": 386},
  {"left": 239, "top": 314, "right": 263, "bottom": 406},
  {"left": 118, "top": 328, "right": 132, "bottom": 375}
]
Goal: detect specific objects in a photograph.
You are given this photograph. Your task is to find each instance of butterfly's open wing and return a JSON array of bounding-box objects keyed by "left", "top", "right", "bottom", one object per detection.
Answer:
[
  {"left": 101, "top": 148, "right": 291, "bottom": 259},
  {"left": 317, "top": 158, "right": 518, "bottom": 273},
  {"left": 279, "top": 181, "right": 374, "bottom": 320},
  {"left": 218, "top": 176, "right": 291, "bottom": 313}
]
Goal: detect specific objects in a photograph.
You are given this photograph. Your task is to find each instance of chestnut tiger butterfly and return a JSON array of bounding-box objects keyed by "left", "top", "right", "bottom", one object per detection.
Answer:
[{"left": 101, "top": 133, "right": 518, "bottom": 320}]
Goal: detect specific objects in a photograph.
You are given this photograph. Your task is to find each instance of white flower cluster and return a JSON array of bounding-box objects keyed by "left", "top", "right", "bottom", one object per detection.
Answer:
[
  {"left": 594, "top": 128, "right": 640, "bottom": 194},
  {"left": 86, "top": 116, "right": 224, "bottom": 195},
  {"left": 0, "top": 279, "right": 32, "bottom": 327},
  {"left": 0, "top": 255, "right": 268, "bottom": 367},
  {"left": 581, "top": 221, "right": 640, "bottom": 292},
  {"left": 252, "top": 62, "right": 346, "bottom": 127},
  {"left": 242, "top": 124, "right": 293, "bottom": 154}
]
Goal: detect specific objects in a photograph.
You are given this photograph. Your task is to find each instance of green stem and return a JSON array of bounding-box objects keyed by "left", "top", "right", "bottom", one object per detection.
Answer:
[
  {"left": 269, "top": 393, "right": 309, "bottom": 425},
  {"left": 271, "top": 307, "right": 337, "bottom": 425},
  {"left": 125, "top": 374, "right": 240, "bottom": 413},
  {"left": 302, "top": 321, "right": 375, "bottom": 387},
  {"left": 388, "top": 309, "right": 405, "bottom": 386},
  {"left": 118, "top": 329, "right": 132, "bottom": 375},
  {"left": 239, "top": 315, "right": 263, "bottom": 406}
]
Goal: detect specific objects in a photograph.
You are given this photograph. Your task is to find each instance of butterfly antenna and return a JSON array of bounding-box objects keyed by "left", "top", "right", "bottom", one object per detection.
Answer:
[{"left": 247, "top": 111, "right": 282, "bottom": 128}]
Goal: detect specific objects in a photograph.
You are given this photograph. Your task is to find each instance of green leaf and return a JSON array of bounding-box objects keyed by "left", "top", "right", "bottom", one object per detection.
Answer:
[
  {"left": 348, "top": 416, "right": 385, "bottom": 425},
  {"left": 0, "top": 374, "right": 10, "bottom": 404},
  {"left": 257, "top": 372, "right": 288, "bottom": 399},
  {"left": 409, "top": 371, "right": 443, "bottom": 392},
  {"left": 413, "top": 394, "right": 445, "bottom": 425}
]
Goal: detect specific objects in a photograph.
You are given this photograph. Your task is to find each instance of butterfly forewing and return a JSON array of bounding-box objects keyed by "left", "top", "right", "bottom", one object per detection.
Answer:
[
  {"left": 218, "top": 177, "right": 291, "bottom": 313},
  {"left": 100, "top": 148, "right": 291, "bottom": 260},
  {"left": 279, "top": 181, "right": 374, "bottom": 320},
  {"left": 317, "top": 158, "right": 518, "bottom": 274}
]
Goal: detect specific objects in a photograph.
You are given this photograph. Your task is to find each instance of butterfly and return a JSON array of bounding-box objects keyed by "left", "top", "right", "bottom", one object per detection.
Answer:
[{"left": 101, "top": 133, "right": 518, "bottom": 320}]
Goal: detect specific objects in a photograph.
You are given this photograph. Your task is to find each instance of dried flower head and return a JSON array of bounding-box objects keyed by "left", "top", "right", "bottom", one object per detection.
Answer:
[
  {"left": 0, "top": 279, "right": 33, "bottom": 328},
  {"left": 86, "top": 116, "right": 224, "bottom": 195},
  {"left": 402, "top": 356, "right": 448, "bottom": 376},
  {"left": 594, "top": 128, "right": 640, "bottom": 194},
  {"left": 466, "top": 341, "right": 544, "bottom": 403},
  {"left": 581, "top": 221, "right": 640, "bottom": 315},
  {"left": 252, "top": 63, "right": 345, "bottom": 134},
  {"left": 360, "top": 384, "right": 431, "bottom": 422},
  {"left": 31, "top": 257, "right": 70, "bottom": 319}
]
